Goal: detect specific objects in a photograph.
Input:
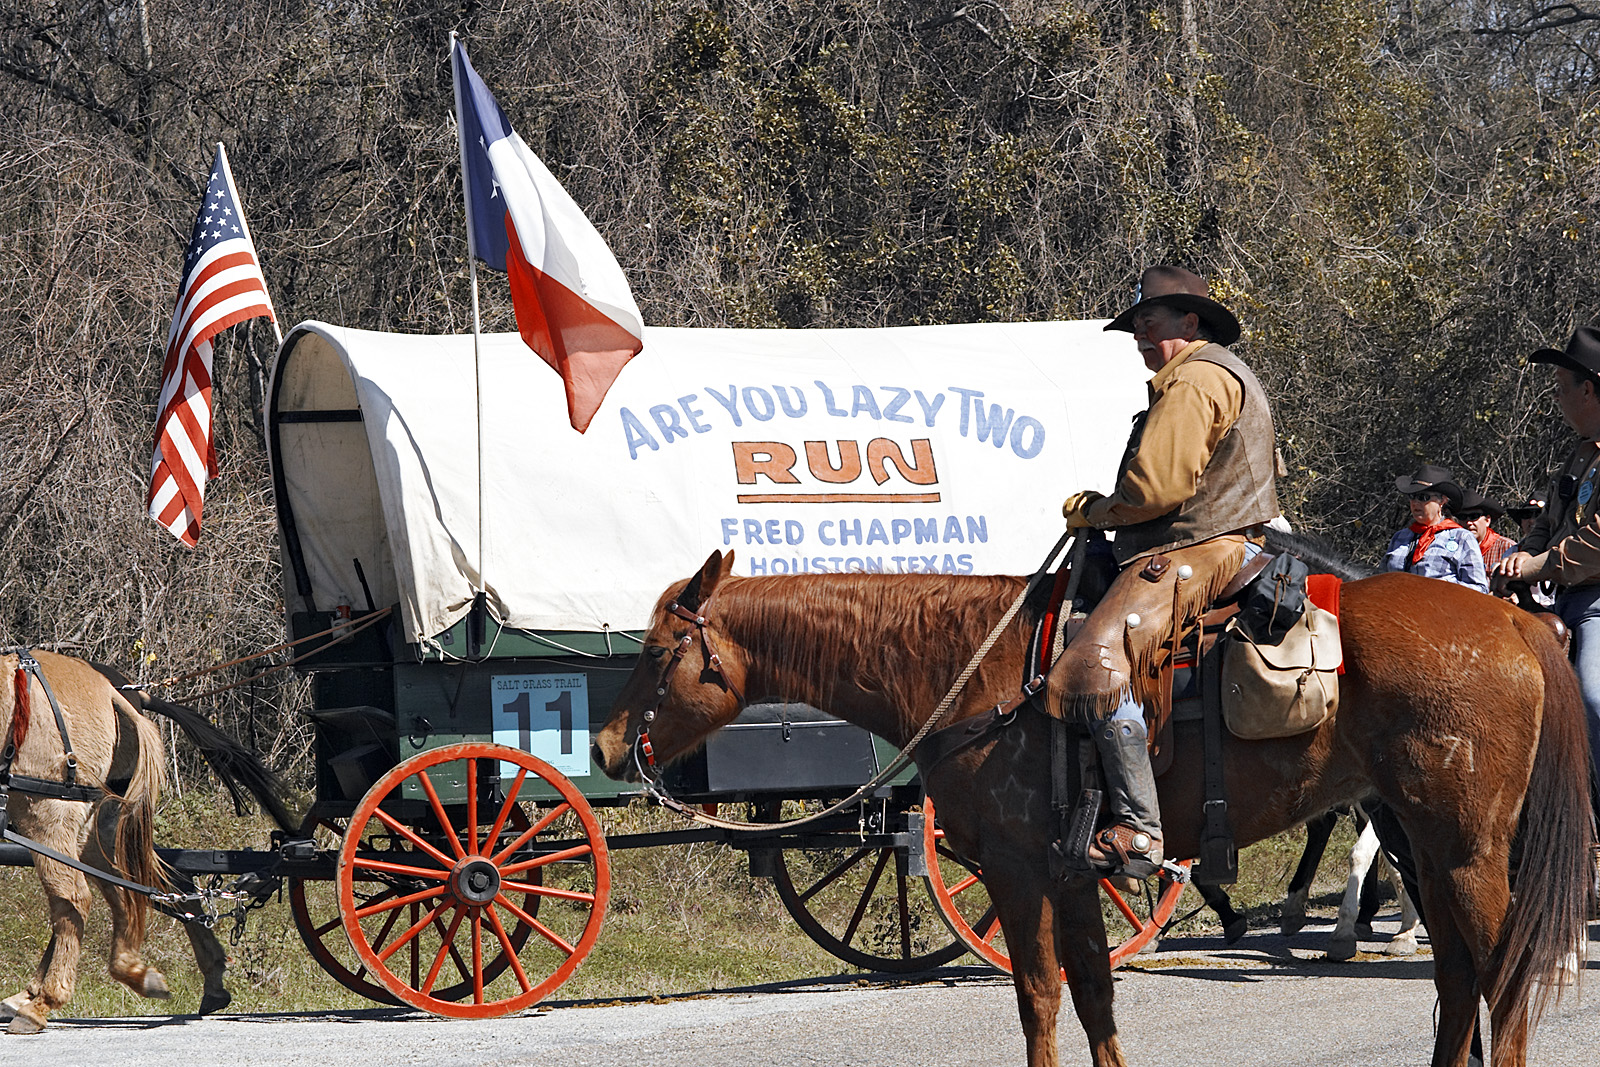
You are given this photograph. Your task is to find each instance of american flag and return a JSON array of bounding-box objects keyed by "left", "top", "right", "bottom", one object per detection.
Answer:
[{"left": 148, "top": 144, "right": 276, "bottom": 546}]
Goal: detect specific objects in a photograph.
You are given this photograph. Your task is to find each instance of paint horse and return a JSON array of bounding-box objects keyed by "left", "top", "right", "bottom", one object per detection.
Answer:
[
  {"left": 0, "top": 651, "right": 297, "bottom": 1033},
  {"left": 594, "top": 550, "right": 1593, "bottom": 1067},
  {"left": 1199, "top": 801, "right": 1422, "bottom": 958}
]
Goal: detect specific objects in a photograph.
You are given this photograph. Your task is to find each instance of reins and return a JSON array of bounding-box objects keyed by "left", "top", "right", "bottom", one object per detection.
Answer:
[{"left": 632, "top": 531, "right": 1080, "bottom": 834}]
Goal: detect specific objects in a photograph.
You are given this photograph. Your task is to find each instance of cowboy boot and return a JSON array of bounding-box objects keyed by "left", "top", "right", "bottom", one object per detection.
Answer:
[{"left": 1086, "top": 715, "right": 1164, "bottom": 878}]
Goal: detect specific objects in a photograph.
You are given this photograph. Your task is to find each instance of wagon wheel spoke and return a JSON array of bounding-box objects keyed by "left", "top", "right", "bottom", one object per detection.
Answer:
[
  {"left": 482, "top": 767, "right": 531, "bottom": 853},
  {"left": 351, "top": 856, "right": 452, "bottom": 881},
  {"left": 354, "top": 883, "right": 446, "bottom": 919},
  {"left": 472, "top": 909, "right": 487, "bottom": 1005},
  {"left": 416, "top": 769, "right": 468, "bottom": 861},
  {"left": 427, "top": 908, "right": 477, "bottom": 989},
  {"left": 372, "top": 807, "right": 459, "bottom": 871},
  {"left": 840, "top": 847, "right": 893, "bottom": 947},
  {"left": 365, "top": 897, "right": 408, "bottom": 975},
  {"left": 1100, "top": 879, "right": 1144, "bottom": 929},
  {"left": 494, "top": 893, "right": 543, "bottom": 932},
  {"left": 378, "top": 897, "right": 455, "bottom": 965},
  {"left": 896, "top": 862, "right": 912, "bottom": 959},
  {"left": 500, "top": 879, "right": 595, "bottom": 904},
  {"left": 486, "top": 904, "right": 533, "bottom": 994},
  {"left": 500, "top": 843, "right": 594, "bottom": 876},
  {"left": 797, "top": 846, "right": 873, "bottom": 904},
  {"left": 466, "top": 758, "right": 479, "bottom": 856},
  {"left": 491, "top": 802, "right": 572, "bottom": 866},
  {"left": 421, "top": 907, "right": 467, "bottom": 995}
]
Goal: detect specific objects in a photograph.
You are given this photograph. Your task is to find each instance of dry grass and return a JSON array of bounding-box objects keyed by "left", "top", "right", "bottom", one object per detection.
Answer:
[{"left": 0, "top": 791, "right": 1367, "bottom": 1023}]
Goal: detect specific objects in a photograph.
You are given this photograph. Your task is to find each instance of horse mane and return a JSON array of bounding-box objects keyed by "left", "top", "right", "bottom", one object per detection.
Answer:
[
  {"left": 717, "top": 573, "right": 1029, "bottom": 724},
  {"left": 1263, "top": 528, "right": 1375, "bottom": 581}
]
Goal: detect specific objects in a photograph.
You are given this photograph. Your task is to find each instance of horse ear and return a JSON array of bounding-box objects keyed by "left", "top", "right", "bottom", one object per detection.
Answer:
[{"left": 679, "top": 550, "right": 729, "bottom": 612}]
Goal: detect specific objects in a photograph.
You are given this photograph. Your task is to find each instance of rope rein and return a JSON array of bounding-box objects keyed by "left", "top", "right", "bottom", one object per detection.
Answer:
[{"left": 635, "top": 531, "right": 1078, "bottom": 834}]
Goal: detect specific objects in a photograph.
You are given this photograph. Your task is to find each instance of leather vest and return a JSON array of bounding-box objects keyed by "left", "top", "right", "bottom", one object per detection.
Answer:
[{"left": 1112, "top": 344, "right": 1281, "bottom": 564}]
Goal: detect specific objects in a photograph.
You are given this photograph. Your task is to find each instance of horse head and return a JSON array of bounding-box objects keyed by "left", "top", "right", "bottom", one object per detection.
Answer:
[{"left": 593, "top": 549, "right": 748, "bottom": 781}]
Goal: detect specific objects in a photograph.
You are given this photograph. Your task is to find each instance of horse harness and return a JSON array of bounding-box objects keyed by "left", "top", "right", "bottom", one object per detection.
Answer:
[
  {"left": 634, "top": 593, "right": 746, "bottom": 774},
  {"left": 0, "top": 650, "right": 203, "bottom": 909},
  {"left": 1, "top": 651, "right": 103, "bottom": 829}
]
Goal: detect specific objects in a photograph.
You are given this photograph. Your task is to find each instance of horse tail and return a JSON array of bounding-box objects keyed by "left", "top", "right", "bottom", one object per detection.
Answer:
[
  {"left": 1488, "top": 611, "right": 1596, "bottom": 1038},
  {"left": 140, "top": 694, "right": 303, "bottom": 832},
  {"left": 103, "top": 705, "right": 169, "bottom": 948}
]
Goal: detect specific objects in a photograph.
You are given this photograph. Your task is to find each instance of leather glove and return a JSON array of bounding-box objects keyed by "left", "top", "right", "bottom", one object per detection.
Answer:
[{"left": 1062, "top": 490, "right": 1104, "bottom": 529}]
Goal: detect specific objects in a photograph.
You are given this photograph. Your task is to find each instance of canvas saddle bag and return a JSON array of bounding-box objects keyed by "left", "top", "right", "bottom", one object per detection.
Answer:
[{"left": 1220, "top": 598, "right": 1342, "bottom": 739}]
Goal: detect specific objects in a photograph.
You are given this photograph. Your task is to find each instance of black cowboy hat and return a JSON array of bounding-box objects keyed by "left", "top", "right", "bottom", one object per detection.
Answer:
[
  {"left": 1457, "top": 489, "right": 1505, "bottom": 521},
  {"left": 1394, "top": 463, "right": 1464, "bottom": 513},
  {"left": 1529, "top": 323, "right": 1600, "bottom": 381},
  {"left": 1506, "top": 496, "right": 1546, "bottom": 522},
  {"left": 1103, "top": 266, "right": 1242, "bottom": 347}
]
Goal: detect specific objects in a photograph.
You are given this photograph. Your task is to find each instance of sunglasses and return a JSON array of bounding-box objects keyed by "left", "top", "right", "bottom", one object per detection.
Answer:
[{"left": 1407, "top": 491, "right": 1445, "bottom": 502}]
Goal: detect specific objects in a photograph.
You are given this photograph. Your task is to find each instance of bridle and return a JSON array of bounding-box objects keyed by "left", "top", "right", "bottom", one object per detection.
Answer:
[
  {"left": 626, "top": 530, "right": 1079, "bottom": 834},
  {"left": 633, "top": 588, "right": 744, "bottom": 779}
]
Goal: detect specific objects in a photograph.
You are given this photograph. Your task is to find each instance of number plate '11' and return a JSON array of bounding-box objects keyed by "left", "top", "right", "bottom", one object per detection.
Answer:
[{"left": 491, "top": 673, "right": 591, "bottom": 777}]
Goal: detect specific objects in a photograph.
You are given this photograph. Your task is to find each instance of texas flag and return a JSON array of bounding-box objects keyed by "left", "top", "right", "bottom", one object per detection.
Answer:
[{"left": 452, "top": 39, "right": 644, "bottom": 433}]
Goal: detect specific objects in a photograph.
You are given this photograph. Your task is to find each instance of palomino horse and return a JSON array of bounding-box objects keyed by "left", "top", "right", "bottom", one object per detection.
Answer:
[
  {"left": 0, "top": 651, "right": 296, "bottom": 1033},
  {"left": 594, "top": 550, "right": 1594, "bottom": 1067}
]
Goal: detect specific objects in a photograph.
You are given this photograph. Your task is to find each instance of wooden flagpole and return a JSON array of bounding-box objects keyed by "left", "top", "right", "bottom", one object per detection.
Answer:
[{"left": 450, "top": 31, "right": 489, "bottom": 654}]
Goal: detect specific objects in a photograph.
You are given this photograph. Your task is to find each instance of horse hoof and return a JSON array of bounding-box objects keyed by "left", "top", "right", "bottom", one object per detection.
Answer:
[
  {"left": 198, "top": 989, "right": 232, "bottom": 1016},
  {"left": 6, "top": 1013, "right": 45, "bottom": 1035},
  {"left": 1354, "top": 924, "right": 1375, "bottom": 940},
  {"left": 1386, "top": 937, "right": 1418, "bottom": 956},
  {"left": 1223, "top": 918, "right": 1248, "bottom": 944},
  {"left": 1279, "top": 916, "right": 1307, "bottom": 936},
  {"left": 1325, "top": 939, "right": 1357, "bottom": 961},
  {"left": 140, "top": 970, "right": 171, "bottom": 1000}
]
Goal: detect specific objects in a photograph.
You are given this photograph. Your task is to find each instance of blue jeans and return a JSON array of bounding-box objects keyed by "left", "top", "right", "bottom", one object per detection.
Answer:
[{"left": 1554, "top": 585, "right": 1600, "bottom": 800}]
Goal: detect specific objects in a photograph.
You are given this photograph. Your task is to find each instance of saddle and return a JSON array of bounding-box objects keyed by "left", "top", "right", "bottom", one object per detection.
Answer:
[{"left": 1033, "top": 550, "right": 1345, "bottom": 774}]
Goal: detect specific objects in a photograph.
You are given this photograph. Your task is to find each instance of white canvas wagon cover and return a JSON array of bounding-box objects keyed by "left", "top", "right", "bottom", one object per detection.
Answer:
[{"left": 268, "top": 320, "right": 1148, "bottom": 646}]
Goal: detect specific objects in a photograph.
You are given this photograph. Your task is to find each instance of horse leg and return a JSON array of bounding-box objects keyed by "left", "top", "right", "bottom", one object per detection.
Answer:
[
  {"left": 1417, "top": 895, "right": 1483, "bottom": 1067},
  {"left": 1280, "top": 809, "right": 1339, "bottom": 934},
  {"left": 1054, "top": 878, "right": 1129, "bottom": 1067},
  {"left": 1385, "top": 863, "right": 1421, "bottom": 957},
  {"left": 1328, "top": 820, "right": 1382, "bottom": 961},
  {"left": 183, "top": 919, "right": 232, "bottom": 1015},
  {"left": 1195, "top": 883, "right": 1248, "bottom": 944},
  {"left": 83, "top": 807, "right": 170, "bottom": 1002},
  {"left": 985, "top": 864, "right": 1067, "bottom": 1067},
  {"left": 7, "top": 859, "right": 91, "bottom": 1034}
]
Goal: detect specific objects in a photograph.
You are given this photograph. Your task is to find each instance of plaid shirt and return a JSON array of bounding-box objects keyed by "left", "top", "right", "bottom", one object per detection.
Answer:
[
  {"left": 1385, "top": 526, "right": 1489, "bottom": 592},
  {"left": 1477, "top": 528, "right": 1515, "bottom": 572}
]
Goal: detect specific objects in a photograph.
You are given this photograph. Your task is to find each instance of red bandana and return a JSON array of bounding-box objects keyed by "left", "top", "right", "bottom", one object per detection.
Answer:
[{"left": 1408, "top": 519, "right": 1462, "bottom": 567}]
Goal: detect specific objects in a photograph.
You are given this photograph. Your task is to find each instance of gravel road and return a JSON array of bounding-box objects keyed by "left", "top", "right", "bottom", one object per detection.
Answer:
[{"left": 12, "top": 917, "right": 1599, "bottom": 1067}]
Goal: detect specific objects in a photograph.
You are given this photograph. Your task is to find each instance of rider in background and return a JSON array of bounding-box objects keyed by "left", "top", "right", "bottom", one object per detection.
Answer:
[
  {"left": 1497, "top": 324, "right": 1600, "bottom": 806},
  {"left": 1459, "top": 489, "right": 1516, "bottom": 573},
  {"left": 1385, "top": 465, "right": 1488, "bottom": 592},
  {"left": 1054, "top": 265, "right": 1282, "bottom": 877}
]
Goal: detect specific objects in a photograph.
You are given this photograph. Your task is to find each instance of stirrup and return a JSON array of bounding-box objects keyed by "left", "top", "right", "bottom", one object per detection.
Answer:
[{"left": 1086, "top": 824, "right": 1162, "bottom": 879}]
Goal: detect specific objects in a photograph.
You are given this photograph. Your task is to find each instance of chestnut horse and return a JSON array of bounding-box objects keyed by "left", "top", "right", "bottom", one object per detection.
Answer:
[
  {"left": 594, "top": 550, "right": 1594, "bottom": 1067},
  {"left": 0, "top": 651, "right": 298, "bottom": 1033}
]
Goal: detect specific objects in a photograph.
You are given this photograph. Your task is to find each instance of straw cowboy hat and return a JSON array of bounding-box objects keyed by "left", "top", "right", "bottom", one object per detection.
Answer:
[
  {"left": 1104, "top": 266, "right": 1242, "bottom": 347},
  {"left": 1394, "top": 463, "right": 1464, "bottom": 513}
]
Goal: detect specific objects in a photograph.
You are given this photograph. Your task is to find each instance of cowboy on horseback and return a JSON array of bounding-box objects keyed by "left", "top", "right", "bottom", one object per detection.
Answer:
[
  {"left": 1497, "top": 323, "right": 1600, "bottom": 813},
  {"left": 1052, "top": 265, "right": 1282, "bottom": 877}
]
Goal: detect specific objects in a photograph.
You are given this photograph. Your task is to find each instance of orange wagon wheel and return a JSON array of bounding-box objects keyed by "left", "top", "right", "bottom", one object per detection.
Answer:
[
  {"left": 919, "top": 795, "right": 1188, "bottom": 972},
  {"left": 292, "top": 813, "right": 545, "bottom": 1005},
  {"left": 338, "top": 742, "right": 609, "bottom": 1018}
]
